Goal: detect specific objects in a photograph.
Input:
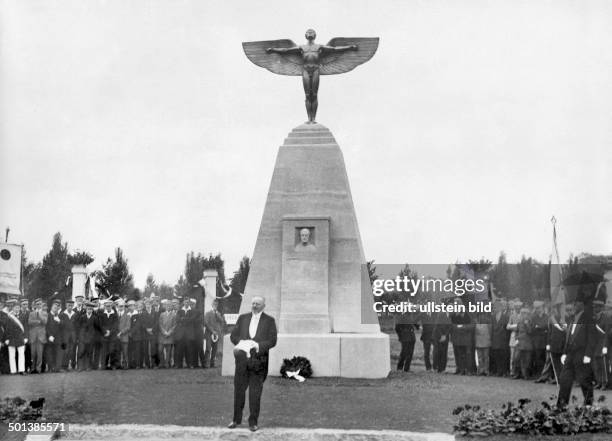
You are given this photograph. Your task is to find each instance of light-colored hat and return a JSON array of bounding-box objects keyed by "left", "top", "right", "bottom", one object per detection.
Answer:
[
  {"left": 127, "top": 300, "right": 136, "bottom": 306},
  {"left": 116, "top": 299, "right": 125, "bottom": 306}
]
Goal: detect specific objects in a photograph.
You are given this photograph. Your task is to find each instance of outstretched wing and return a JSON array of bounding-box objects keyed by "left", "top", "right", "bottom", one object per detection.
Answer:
[
  {"left": 319, "top": 37, "right": 379, "bottom": 75},
  {"left": 242, "top": 39, "right": 303, "bottom": 76}
]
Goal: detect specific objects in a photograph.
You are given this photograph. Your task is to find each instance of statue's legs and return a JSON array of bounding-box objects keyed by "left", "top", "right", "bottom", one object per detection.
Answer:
[
  {"left": 311, "top": 70, "right": 319, "bottom": 123},
  {"left": 302, "top": 69, "right": 319, "bottom": 123}
]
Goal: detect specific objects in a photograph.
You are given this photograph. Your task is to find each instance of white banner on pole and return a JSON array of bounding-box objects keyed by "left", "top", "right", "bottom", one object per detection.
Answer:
[{"left": 0, "top": 243, "right": 22, "bottom": 295}]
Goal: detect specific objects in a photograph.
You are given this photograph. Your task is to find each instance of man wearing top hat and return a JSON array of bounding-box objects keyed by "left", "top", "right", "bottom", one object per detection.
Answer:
[
  {"left": 28, "top": 298, "right": 47, "bottom": 374},
  {"left": 557, "top": 277, "right": 599, "bottom": 408},
  {"left": 46, "top": 299, "right": 65, "bottom": 372}
]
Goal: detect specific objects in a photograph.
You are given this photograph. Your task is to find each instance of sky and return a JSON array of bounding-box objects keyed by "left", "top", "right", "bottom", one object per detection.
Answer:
[{"left": 1, "top": 1, "right": 611, "bottom": 287}]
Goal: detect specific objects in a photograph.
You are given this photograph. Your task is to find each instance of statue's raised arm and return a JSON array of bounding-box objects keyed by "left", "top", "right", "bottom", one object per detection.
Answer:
[
  {"left": 242, "top": 29, "right": 379, "bottom": 123},
  {"left": 242, "top": 39, "right": 304, "bottom": 76},
  {"left": 318, "top": 37, "right": 379, "bottom": 75}
]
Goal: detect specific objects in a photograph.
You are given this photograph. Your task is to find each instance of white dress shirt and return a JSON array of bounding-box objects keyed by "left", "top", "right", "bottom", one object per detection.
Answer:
[{"left": 249, "top": 312, "right": 262, "bottom": 339}]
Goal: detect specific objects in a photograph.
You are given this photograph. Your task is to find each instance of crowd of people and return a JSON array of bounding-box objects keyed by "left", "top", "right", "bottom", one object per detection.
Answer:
[
  {"left": 395, "top": 287, "right": 610, "bottom": 404},
  {"left": 0, "top": 293, "right": 227, "bottom": 375}
]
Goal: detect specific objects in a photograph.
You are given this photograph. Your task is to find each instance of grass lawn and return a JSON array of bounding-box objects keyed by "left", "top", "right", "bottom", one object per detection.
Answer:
[{"left": 0, "top": 331, "right": 610, "bottom": 438}]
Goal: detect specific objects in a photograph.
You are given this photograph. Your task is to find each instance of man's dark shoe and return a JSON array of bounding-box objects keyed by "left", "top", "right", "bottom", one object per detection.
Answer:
[
  {"left": 227, "top": 422, "right": 239, "bottom": 429},
  {"left": 249, "top": 425, "right": 258, "bottom": 432}
]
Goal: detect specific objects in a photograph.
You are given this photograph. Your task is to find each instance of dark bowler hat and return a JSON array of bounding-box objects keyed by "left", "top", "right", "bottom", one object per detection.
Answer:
[
  {"left": 85, "top": 301, "right": 96, "bottom": 308},
  {"left": 33, "top": 298, "right": 43, "bottom": 304},
  {"left": 66, "top": 299, "right": 75, "bottom": 304}
]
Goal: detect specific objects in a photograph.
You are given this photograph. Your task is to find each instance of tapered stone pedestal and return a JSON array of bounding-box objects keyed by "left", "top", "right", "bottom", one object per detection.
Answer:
[{"left": 222, "top": 123, "right": 389, "bottom": 378}]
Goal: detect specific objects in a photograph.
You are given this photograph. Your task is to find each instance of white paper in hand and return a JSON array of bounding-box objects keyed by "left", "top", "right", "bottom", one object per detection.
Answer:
[{"left": 234, "top": 339, "right": 258, "bottom": 358}]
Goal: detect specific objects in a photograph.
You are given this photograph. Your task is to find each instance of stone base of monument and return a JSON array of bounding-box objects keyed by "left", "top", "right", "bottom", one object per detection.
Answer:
[
  {"left": 221, "top": 332, "right": 390, "bottom": 378},
  {"left": 222, "top": 123, "right": 391, "bottom": 379}
]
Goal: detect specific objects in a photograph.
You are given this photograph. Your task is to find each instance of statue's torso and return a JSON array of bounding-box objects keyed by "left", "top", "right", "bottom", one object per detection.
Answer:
[{"left": 300, "top": 44, "right": 322, "bottom": 66}]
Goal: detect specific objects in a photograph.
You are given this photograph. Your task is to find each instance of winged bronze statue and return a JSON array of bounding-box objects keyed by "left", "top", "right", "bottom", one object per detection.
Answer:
[{"left": 243, "top": 29, "right": 379, "bottom": 123}]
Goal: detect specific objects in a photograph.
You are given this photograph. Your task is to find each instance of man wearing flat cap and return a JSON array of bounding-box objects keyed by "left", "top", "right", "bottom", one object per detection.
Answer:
[
  {"left": 141, "top": 298, "right": 159, "bottom": 368},
  {"left": 99, "top": 299, "right": 119, "bottom": 369},
  {"left": 531, "top": 301, "right": 548, "bottom": 378},
  {"left": 19, "top": 299, "right": 31, "bottom": 373},
  {"left": 77, "top": 302, "right": 98, "bottom": 370},
  {"left": 174, "top": 297, "right": 196, "bottom": 368},
  {"left": 45, "top": 300, "right": 64, "bottom": 372},
  {"left": 115, "top": 299, "right": 131, "bottom": 369},
  {"left": 61, "top": 299, "right": 78, "bottom": 370},
  {"left": 28, "top": 298, "right": 47, "bottom": 373}
]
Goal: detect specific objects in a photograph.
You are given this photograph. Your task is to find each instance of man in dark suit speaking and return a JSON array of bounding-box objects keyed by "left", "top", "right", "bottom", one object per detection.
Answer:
[{"left": 228, "top": 296, "right": 277, "bottom": 432}]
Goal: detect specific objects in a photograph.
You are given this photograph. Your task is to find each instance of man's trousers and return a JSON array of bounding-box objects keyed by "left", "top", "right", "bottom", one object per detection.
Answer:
[
  {"left": 233, "top": 361, "right": 266, "bottom": 426},
  {"left": 557, "top": 353, "right": 594, "bottom": 407},
  {"left": 8, "top": 346, "right": 25, "bottom": 374},
  {"left": 433, "top": 339, "right": 449, "bottom": 372},
  {"left": 397, "top": 340, "right": 415, "bottom": 372}
]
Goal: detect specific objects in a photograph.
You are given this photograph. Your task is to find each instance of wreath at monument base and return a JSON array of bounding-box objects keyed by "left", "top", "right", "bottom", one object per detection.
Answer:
[{"left": 280, "top": 356, "right": 313, "bottom": 382}]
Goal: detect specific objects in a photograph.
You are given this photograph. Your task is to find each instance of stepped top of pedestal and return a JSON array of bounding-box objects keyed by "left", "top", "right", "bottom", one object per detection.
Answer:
[{"left": 285, "top": 123, "right": 337, "bottom": 146}]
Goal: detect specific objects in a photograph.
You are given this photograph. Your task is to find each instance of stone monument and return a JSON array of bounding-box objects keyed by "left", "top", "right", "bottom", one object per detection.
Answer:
[{"left": 222, "top": 30, "right": 389, "bottom": 378}]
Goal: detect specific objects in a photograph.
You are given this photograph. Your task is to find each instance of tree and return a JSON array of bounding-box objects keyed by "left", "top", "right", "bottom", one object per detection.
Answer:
[
  {"left": 467, "top": 258, "right": 493, "bottom": 276},
  {"left": 229, "top": 256, "right": 250, "bottom": 294},
  {"left": 175, "top": 252, "right": 227, "bottom": 299},
  {"left": 157, "top": 282, "right": 174, "bottom": 299},
  {"left": 382, "top": 264, "right": 418, "bottom": 305},
  {"left": 21, "top": 246, "right": 41, "bottom": 301},
  {"left": 224, "top": 256, "right": 250, "bottom": 313},
  {"left": 143, "top": 273, "right": 158, "bottom": 297},
  {"left": 35, "top": 232, "right": 71, "bottom": 303},
  {"left": 94, "top": 248, "right": 134, "bottom": 298},
  {"left": 490, "top": 251, "right": 511, "bottom": 298},
  {"left": 366, "top": 260, "right": 379, "bottom": 285},
  {"left": 513, "top": 255, "right": 544, "bottom": 303}
]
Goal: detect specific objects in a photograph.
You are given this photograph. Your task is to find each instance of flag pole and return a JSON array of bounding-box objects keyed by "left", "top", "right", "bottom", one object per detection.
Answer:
[{"left": 550, "top": 216, "right": 564, "bottom": 321}]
